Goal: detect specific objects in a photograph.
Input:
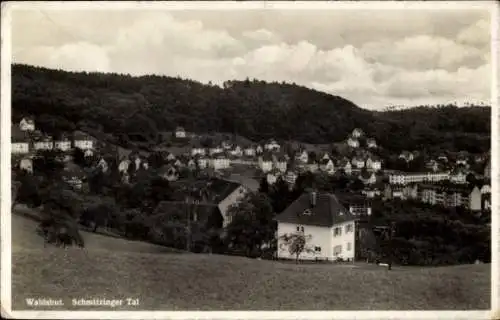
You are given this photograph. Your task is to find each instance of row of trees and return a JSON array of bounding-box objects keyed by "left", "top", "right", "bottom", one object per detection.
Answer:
[{"left": 13, "top": 64, "right": 491, "bottom": 155}]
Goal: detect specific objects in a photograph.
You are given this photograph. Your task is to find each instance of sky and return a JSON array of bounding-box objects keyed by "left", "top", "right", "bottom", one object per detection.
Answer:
[{"left": 9, "top": 3, "right": 493, "bottom": 110}]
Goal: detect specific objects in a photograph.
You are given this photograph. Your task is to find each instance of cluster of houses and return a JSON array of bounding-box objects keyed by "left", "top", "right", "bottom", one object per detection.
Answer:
[
  {"left": 12, "top": 118, "right": 95, "bottom": 155},
  {"left": 11, "top": 118, "right": 96, "bottom": 175},
  {"left": 378, "top": 182, "right": 490, "bottom": 212},
  {"left": 345, "top": 128, "right": 377, "bottom": 149}
]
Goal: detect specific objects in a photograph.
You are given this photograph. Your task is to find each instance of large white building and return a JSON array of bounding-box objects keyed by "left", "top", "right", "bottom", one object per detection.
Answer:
[
  {"left": 275, "top": 191, "right": 358, "bottom": 262},
  {"left": 389, "top": 171, "right": 450, "bottom": 185}
]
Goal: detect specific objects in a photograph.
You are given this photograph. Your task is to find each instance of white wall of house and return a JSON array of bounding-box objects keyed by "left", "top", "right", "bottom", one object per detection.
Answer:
[
  {"left": 175, "top": 130, "right": 186, "bottom": 138},
  {"left": 260, "top": 161, "right": 273, "bottom": 173},
  {"left": 12, "top": 142, "right": 29, "bottom": 154},
  {"left": 244, "top": 148, "right": 256, "bottom": 156},
  {"left": 20, "top": 119, "right": 35, "bottom": 131},
  {"left": 34, "top": 141, "right": 53, "bottom": 150},
  {"left": 469, "top": 187, "right": 482, "bottom": 211},
  {"left": 20, "top": 158, "right": 33, "bottom": 173},
  {"left": 118, "top": 160, "right": 130, "bottom": 173},
  {"left": 197, "top": 158, "right": 209, "bottom": 169},
  {"left": 277, "top": 222, "right": 333, "bottom": 260},
  {"left": 55, "top": 141, "right": 72, "bottom": 151},
  {"left": 267, "top": 173, "right": 278, "bottom": 185},
  {"left": 219, "top": 186, "right": 248, "bottom": 227},
  {"left": 191, "top": 148, "right": 206, "bottom": 156},
  {"left": 276, "top": 220, "right": 356, "bottom": 261},
  {"left": 75, "top": 140, "right": 93, "bottom": 150}
]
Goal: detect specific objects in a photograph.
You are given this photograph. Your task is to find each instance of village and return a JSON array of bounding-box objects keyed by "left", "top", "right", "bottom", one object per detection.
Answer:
[{"left": 11, "top": 116, "right": 491, "bottom": 262}]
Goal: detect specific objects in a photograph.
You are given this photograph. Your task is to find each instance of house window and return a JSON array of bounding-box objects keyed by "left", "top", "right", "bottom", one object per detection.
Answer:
[
  {"left": 296, "top": 226, "right": 305, "bottom": 233},
  {"left": 333, "top": 245, "right": 342, "bottom": 255},
  {"left": 334, "top": 227, "right": 342, "bottom": 236},
  {"left": 345, "top": 224, "right": 353, "bottom": 233},
  {"left": 303, "top": 209, "right": 312, "bottom": 215},
  {"left": 347, "top": 242, "right": 352, "bottom": 251},
  {"left": 314, "top": 246, "right": 321, "bottom": 252}
]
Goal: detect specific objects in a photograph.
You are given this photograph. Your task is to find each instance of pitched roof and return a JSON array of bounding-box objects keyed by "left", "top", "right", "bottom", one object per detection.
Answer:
[
  {"left": 275, "top": 192, "right": 357, "bottom": 227},
  {"left": 12, "top": 126, "right": 29, "bottom": 142},
  {"left": 204, "top": 178, "right": 243, "bottom": 203},
  {"left": 73, "top": 130, "right": 91, "bottom": 140}
]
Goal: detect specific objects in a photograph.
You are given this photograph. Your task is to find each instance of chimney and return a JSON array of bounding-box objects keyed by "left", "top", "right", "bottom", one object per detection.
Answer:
[{"left": 310, "top": 191, "right": 317, "bottom": 207}]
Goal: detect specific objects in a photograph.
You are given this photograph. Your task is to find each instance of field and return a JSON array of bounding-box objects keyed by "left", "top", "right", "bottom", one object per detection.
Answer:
[{"left": 10, "top": 212, "right": 491, "bottom": 311}]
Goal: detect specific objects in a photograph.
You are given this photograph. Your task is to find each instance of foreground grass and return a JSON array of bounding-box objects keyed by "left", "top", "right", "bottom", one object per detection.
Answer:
[{"left": 11, "top": 214, "right": 490, "bottom": 310}]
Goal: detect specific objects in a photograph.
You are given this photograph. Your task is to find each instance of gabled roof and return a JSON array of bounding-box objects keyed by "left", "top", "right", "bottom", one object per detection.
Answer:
[
  {"left": 320, "top": 158, "right": 332, "bottom": 165},
  {"left": 275, "top": 192, "right": 356, "bottom": 227},
  {"left": 175, "top": 126, "right": 185, "bottom": 132},
  {"left": 12, "top": 126, "right": 29, "bottom": 142},
  {"left": 73, "top": 130, "right": 91, "bottom": 141}
]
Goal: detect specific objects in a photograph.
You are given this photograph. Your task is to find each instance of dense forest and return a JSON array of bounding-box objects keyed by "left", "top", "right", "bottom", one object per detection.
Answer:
[{"left": 12, "top": 64, "right": 491, "bottom": 153}]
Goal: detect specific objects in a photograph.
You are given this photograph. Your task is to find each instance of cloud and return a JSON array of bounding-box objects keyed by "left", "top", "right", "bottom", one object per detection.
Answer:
[
  {"left": 10, "top": 9, "right": 492, "bottom": 110},
  {"left": 457, "top": 18, "right": 490, "bottom": 46}
]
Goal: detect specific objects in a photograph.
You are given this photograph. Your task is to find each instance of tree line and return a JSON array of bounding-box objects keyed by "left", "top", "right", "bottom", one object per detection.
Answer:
[{"left": 12, "top": 64, "right": 491, "bottom": 154}]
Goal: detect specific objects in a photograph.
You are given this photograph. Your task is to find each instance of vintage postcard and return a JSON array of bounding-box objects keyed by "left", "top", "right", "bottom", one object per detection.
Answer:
[{"left": 1, "top": 1, "right": 498, "bottom": 319}]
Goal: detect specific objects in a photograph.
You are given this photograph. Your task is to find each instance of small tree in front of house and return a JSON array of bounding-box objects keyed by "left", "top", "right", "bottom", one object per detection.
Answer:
[{"left": 279, "top": 232, "right": 314, "bottom": 263}]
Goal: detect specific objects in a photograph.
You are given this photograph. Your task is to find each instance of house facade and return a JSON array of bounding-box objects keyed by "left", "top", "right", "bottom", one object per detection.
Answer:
[
  {"left": 19, "top": 158, "right": 33, "bottom": 173},
  {"left": 347, "top": 137, "right": 359, "bottom": 148},
  {"left": 175, "top": 127, "right": 186, "bottom": 138},
  {"left": 275, "top": 191, "right": 358, "bottom": 261},
  {"left": 34, "top": 138, "right": 54, "bottom": 151},
  {"left": 389, "top": 172, "right": 450, "bottom": 185},
  {"left": 264, "top": 139, "right": 280, "bottom": 151},
  {"left": 12, "top": 126, "right": 30, "bottom": 154},
  {"left": 73, "top": 131, "right": 93, "bottom": 150},
  {"left": 366, "top": 138, "right": 377, "bottom": 148},
  {"left": 351, "top": 128, "right": 364, "bottom": 138},
  {"left": 19, "top": 117, "right": 35, "bottom": 131},
  {"left": 55, "top": 139, "right": 72, "bottom": 152}
]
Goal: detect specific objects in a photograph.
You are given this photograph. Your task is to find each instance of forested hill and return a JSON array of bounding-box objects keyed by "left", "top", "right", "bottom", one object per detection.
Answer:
[{"left": 12, "top": 64, "right": 491, "bottom": 153}]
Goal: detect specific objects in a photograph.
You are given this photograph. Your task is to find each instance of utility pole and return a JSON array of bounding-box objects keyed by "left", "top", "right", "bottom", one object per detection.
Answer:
[
  {"left": 387, "top": 222, "right": 396, "bottom": 270},
  {"left": 373, "top": 222, "right": 395, "bottom": 271},
  {"left": 185, "top": 191, "right": 193, "bottom": 253}
]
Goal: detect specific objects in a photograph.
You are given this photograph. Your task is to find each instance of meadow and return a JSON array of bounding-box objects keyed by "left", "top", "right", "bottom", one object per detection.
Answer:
[{"left": 11, "top": 212, "right": 490, "bottom": 311}]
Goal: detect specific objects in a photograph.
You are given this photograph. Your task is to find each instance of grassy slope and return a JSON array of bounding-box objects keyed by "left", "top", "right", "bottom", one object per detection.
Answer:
[{"left": 11, "top": 213, "right": 490, "bottom": 311}]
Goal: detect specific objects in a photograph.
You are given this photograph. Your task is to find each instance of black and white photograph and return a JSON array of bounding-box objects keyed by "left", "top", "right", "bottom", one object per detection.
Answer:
[{"left": 1, "top": 1, "right": 497, "bottom": 319}]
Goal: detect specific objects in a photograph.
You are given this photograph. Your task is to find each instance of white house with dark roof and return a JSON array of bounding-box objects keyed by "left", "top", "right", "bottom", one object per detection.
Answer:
[
  {"left": 346, "top": 137, "right": 359, "bottom": 148},
  {"left": 54, "top": 137, "right": 72, "bottom": 152},
  {"left": 243, "top": 145, "right": 256, "bottom": 157},
  {"left": 175, "top": 126, "right": 186, "bottom": 138},
  {"left": 366, "top": 138, "right": 377, "bottom": 149},
  {"left": 351, "top": 156, "right": 365, "bottom": 169},
  {"left": 34, "top": 137, "right": 54, "bottom": 151},
  {"left": 264, "top": 139, "right": 280, "bottom": 151},
  {"left": 274, "top": 155, "right": 288, "bottom": 173},
  {"left": 19, "top": 117, "right": 35, "bottom": 131},
  {"left": 365, "top": 157, "right": 382, "bottom": 171},
  {"left": 209, "top": 146, "right": 224, "bottom": 155},
  {"left": 296, "top": 149, "right": 309, "bottom": 163},
  {"left": 259, "top": 153, "right": 274, "bottom": 173},
  {"left": 12, "top": 126, "right": 30, "bottom": 154},
  {"left": 267, "top": 169, "right": 281, "bottom": 185},
  {"left": 18, "top": 157, "right": 33, "bottom": 173},
  {"left": 351, "top": 128, "right": 364, "bottom": 138},
  {"left": 275, "top": 191, "right": 358, "bottom": 261},
  {"left": 191, "top": 146, "right": 206, "bottom": 156},
  {"left": 399, "top": 151, "right": 414, "bottom": 162},
  {"left": 73, "top": 131, "right": 93, "bottom": 150},
  {"left": 319, "top": 158, "right": 335, "bottom": 174}
]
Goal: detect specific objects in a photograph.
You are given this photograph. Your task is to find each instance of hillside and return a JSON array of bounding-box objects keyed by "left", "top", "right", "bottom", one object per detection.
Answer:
[
  {"left": 11, "top": 211, "right": 490, "bottom": 310},
  {"left": 12, "top": 64, "right": 491, "bottom": 153}
]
